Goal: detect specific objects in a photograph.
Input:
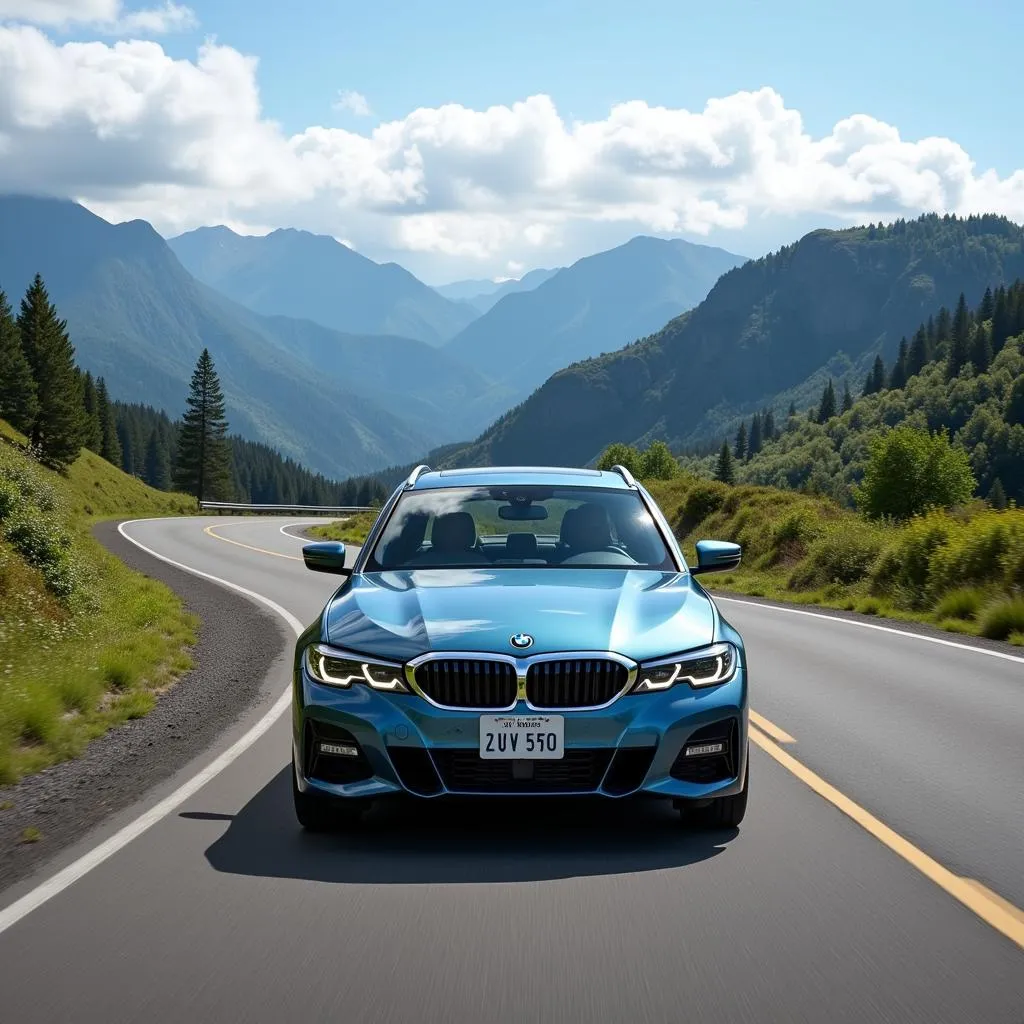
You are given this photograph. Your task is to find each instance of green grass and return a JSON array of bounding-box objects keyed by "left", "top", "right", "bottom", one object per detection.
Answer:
[
  {"left": 1, "top": 424, "right": 198, "bottom": 784},
  {"left": 308, "top": 510, "right": 379, "bottom": 546},
  {"left": 646, "top": 475, "right": 1024, "bottom": 645}
]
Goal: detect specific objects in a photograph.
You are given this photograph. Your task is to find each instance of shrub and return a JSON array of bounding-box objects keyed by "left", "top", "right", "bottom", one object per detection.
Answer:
[
  {"left": 933, "top": 588, "right": 984, "bottom": 621},
  {"left": 856, "top": 425, "right": 976, "bottom": 520},
  {"left": 789, "top": 523, "right": 884, "bottom": 589},
  {"left": 676, "top": 481, "right": 729, "bottom": 536},
  {"left": 979, "top": 598, "right": 1024, "bottom": 640}
]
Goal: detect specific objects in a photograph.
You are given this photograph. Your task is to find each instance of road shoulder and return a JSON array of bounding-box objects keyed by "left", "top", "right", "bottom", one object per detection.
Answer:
[{"left": 0, "top": 520, "right": 292, "bottom": 894}]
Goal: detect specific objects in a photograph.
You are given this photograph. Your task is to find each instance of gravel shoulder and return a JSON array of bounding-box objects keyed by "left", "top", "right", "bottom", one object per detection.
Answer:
[{"left": 0, "top": 519, "right": 290, "bottom": 893}]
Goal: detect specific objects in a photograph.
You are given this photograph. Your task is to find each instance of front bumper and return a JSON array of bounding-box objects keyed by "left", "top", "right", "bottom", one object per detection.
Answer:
[{"left": 293, "top": 662, "right": 747, "bottom": 801}]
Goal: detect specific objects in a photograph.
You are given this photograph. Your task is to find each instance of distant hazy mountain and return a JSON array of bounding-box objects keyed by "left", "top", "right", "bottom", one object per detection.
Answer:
[
  {"left": 0, "top": 196, "right": 495, "bottom": 478},
  {"left": 438, "top": 215, "right": 1024, "bottom": 469},
  {"left": 168, "top": 225, "right": 477, "bottom": 346},
  {"left": 435, "top": 267, "right": 561, "bottom": 314},
  {"left": 444, "top": 236, "right": 747, "bottom": 401}
]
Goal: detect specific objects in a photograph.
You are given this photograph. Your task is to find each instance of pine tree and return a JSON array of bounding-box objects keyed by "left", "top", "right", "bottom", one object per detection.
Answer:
[
  {"left": 889, "top": 337, "right": 909, "bottom": 389},
  {"left": 978, "top": 286, "right": 994, "bottom": 322},
  {"left": 787, "top": 401, "right": 796, "bottom": 418},
  {"left": 715, "top": 441, "right": 735, "bottom": 484},
  {"left": 144, "top": 428, "right": 172, "bottom": 490},
  {"left": 175, "top": 348, "right": 232, "bottom": 502},
  {"left": 733, "top": 421, "right": 747, "bottom": 461},
  {"left": 17, "top": 274, "right": 85, "bottom": 468},
  {"left": 970, "top": 322, "right": 992, "bottom": 373},
  {"left": 841, "top": 381, "right": 853, "bottom": 412},
  {"left": 988, "top": 478, "right": 1007, "bottom": 510},
  {"left": 81, "top": 370, "right": 103, "bottom": 453},
  {"left": 871, "top": 354, "right": 886, "bottom": 394},
  {"left": 95, "top": 377, "right": 121, "bottom": 466},
  {"left": 992, "top": 287, "right": 1012, "bottom": 354},
  {"left": 947, "top": 293, "right": 970, "bottom": 378},
  {"left": 763, "top": 409, "right": 776, "bottom": 441},
  {"left": 0, "top": 287, "right": 38, "bottom": 434},
  {"left": 118, "top": 420, "right": 135, "bottom": 476},
  {"left": 817, "top": 378, "right": 837, "bottom": 423},
  {"left": 907, "top": 326, "right": 930, "bottom": 378},
  {"left": 748, "top": 412, "right": 763, "bottom": 458}
]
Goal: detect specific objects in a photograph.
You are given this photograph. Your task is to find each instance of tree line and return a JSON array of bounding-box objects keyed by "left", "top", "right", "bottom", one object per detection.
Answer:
[{"left": 0, "top": 274, "right": 390, "bottom": 506}]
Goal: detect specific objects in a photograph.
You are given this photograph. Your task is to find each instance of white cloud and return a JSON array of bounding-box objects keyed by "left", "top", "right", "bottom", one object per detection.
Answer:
[
  {"left": 0, "top": 26, "right": 1022, "bottom": 277},
  {"left": 0, "top": 1, "right": 196, "bottom": 34},
  {"left": 333, "top": 89, "right": 371, "bottom": 118}
]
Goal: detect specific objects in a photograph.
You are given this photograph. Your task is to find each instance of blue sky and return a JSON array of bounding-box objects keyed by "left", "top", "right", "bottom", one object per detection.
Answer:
[
  {"left": 161, "top": 0, "right": 1023, "bottom": 174},
  {"left": 6, "top": 0, "right": 1024, "bottom": 282}
]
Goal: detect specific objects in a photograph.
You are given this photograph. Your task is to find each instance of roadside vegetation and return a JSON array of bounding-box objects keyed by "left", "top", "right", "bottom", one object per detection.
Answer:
[{"left": 309, "top": 509, "right": 381, "bottom": 546}]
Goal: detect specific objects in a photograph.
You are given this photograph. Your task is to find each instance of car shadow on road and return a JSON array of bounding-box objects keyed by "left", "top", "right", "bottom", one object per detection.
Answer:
[{"left": 194, "top": 766, "right": 737, "bottom": 884}]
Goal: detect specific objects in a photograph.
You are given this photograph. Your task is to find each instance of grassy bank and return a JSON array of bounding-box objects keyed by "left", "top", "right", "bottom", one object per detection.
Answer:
[
  {"left": 308, "top": 510, "right": 380, "bottom": 546},
  {"left": 646, "top": 476, "right": 1024, "bottom": 644},
  {"left": 1, "top": 424, "right": 198, "bottom": 784}
]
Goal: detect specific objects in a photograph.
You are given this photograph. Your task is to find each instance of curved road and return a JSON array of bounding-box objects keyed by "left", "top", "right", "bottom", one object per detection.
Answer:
[{"left": 1, "top": 516, "right": 1022, "bottom": 1023}]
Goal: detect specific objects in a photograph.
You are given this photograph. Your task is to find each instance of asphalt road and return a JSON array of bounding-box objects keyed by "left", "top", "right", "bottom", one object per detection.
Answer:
[{"left": 1, "top": 515, "right": 1022, "bottom": 1024}]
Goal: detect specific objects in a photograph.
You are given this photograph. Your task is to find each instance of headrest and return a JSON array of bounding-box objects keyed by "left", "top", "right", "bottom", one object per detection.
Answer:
[
  {"left": 431, "top": 511, "right": 477, "bottom": 552},
  {"left": 505, "top": 532, "right": 538, "bottom": 558},
  {"left": 562, "top": 503, "right": 612, "bottom": 551}
]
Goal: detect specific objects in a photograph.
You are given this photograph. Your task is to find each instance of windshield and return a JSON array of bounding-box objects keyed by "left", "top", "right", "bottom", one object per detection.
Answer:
[{"left": 365, "top": 485, "right": 676, "bottom": 571}]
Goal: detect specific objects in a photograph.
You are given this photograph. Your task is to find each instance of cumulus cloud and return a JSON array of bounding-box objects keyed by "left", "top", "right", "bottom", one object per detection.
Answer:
[
  {"left": 0, "top": 1, "right": 196, "bottom": 34},
  {"left": 333, "top": 89, "right": 372, "bottom": 118},
  {"left": 0, "top": 25, "right": 1022, "bottom": 275}
]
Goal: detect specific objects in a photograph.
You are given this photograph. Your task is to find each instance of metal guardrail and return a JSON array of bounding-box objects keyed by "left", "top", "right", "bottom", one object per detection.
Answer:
[{"left": 199, "top": 501, "right": 375, "bottom": 516}]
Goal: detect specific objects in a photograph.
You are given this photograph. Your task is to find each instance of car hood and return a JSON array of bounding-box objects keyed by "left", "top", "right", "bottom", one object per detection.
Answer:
[{"left": 323, "top": 568, "right": 717, "bottom": 663}]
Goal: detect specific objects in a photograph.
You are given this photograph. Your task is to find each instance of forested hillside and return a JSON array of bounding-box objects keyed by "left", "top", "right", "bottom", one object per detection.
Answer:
[{"left": 442, "top": 214, "right": 1024, "bottom": 469}]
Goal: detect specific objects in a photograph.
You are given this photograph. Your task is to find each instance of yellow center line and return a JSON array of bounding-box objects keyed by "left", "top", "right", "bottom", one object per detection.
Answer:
[
  {"left": 748, "top": 724, "right": 1024, "bottom": 951},
  {"left": 749, "top": 710, "right": 796, "bottom": 744},
  {"left": 203, "top": 524, "right": 303, "bottom": 562}
]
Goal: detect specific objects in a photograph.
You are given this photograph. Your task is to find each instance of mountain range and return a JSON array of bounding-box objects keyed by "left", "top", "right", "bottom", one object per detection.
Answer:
[
  {"left": 434, "top": 268, "right": 560, "bottom": 313},
  {"left": 434, "top": 215, "right": 1024, "bottom": 469},
  {"left": 442, "top": 236, "right": 748, "bottom": 403},
  {"left": 0, "top": 196, "right": 495, "bottom": 478},
  {"left": 168, "top": 225, "right": 476, "bottom": 346},
  {"left": 1, "top": 194, "right": 744, "bottom": 480}
]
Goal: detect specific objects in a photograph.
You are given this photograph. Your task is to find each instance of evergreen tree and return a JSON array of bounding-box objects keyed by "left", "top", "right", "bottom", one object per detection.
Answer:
[
  {"left": 978, "top": 286, "right": 994, "bottom": 322},
  {"left": 715, "top": 441, "right": 735, "bottom": 484},
  {"left": 889, "top": 337, "right": 909, "bottom": 389},
  {"left": 144, "top": 428, "right": 172, "bottom": 490},
  {"left": 96, "top": 377, "right": 121, "bottom": 466},
  {"left": 935, "top": 307, "right": 951, "bottom": 353},
  {"left": 787, "top": 401, "right": 796, "bottom": 418},
  {"left": 907, "top": 326, "right": 930, "bottom": 378},
  {"left": 748, "top": 412, "right": 763, "bottom": 458},
  {"left": 118, "top": 420, "right": 135, "bottom": 476},
  {"left": 988, "top": 478, "right": 1007, "bottom": 511},
  {"left": 81, "top": 370, "right": 102, "bottom": 453},
  {"left": 733, "top": 421, "right": 747, "bottom": 461},
  {"left": 0, "top": 287, "right": 38, "bottom": 434},
  {"left": 992, "top": 287, "right": 1012, "bottom": 354},
  {"left": 841, "top": 381, "right": 854, "bottom": 412},
  {"left": 817, "top": 378, "right": 837, "bottom": 423},
  {"left": 763, "top": 408, "right": 776, "bottom": 441},
  {"left": 871, "top": 354, "right": 886, "bottom": 394},
  {"left": 947, "top": 293, "right": 971, "bottom": 378},
  {"left": 17, "top": 274, "right": 85, "bottom": 468},
  {"left": 970, "top": 322, "right": 992, "bottom": 373},
  {"left": 174, "top": 348, "right": 232, "bottom": 502}
]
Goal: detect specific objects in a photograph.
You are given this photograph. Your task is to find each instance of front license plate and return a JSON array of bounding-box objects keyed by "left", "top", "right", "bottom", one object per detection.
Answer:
[{"left": 479, "top": 715, "right": 564, "bottom": 759}]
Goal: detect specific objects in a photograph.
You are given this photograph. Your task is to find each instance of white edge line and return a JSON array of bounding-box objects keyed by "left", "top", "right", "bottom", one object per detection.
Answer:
[
  {"left": 714, "top": 595, "right": 1024, "bottom": 665},
  {"left": 0, "top": 518, "right": 304, "bottom": 937}
]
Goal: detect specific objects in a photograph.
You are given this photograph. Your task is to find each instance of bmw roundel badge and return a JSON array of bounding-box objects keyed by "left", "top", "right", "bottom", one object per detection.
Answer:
[{"left": 510, "top": 633, "right": 534, "bottom": 650}]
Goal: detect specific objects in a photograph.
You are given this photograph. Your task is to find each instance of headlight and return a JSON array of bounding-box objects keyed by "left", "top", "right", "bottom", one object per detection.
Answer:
[
  {"left": 633, "top": 642, "right": 738, "bottom": 693},
  {"left": 304, "top": 643, "right": 409, "bottom": 692}
]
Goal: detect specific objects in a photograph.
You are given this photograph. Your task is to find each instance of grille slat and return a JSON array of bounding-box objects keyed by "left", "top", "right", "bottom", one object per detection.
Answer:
[
  {"left": 415, "top": 659, "right": 517, "bottom": 709},
  {"left": 432, "top": 749, "right": 613, "bottom": 793},
  {"left": 526, "top": 658, "right": 627, "bottom": 708}
]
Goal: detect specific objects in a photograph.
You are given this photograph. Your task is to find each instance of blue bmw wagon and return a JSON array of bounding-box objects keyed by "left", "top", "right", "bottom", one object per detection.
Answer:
[{"left": 292, "top": 464, "right": 749, "bottom": 829}]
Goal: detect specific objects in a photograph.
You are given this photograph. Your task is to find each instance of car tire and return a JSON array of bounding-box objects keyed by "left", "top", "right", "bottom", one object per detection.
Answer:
[
  {"left": 292, "top": 766, "right": 368, "bottom": 832},
  {"left": 679, "top": 755, "right": 749, "bottom": 829}
]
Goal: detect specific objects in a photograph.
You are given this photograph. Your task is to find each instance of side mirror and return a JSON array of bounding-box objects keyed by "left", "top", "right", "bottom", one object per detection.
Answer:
[
  {"left": 691, "top": 539, "right": 741, "bottom": 575},
  {"left": 302, "top": 542, "right": 352, "bottom": 576}
]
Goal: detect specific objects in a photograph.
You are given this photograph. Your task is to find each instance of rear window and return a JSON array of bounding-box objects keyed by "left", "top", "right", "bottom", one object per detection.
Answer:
[{"left": 365, "top": 485, "right": 675, "bottom": 571}]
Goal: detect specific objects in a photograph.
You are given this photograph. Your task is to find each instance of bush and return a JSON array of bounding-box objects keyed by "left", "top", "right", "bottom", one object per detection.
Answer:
[
  {"left": 676, "top": 481, "right": 729, "bottom": 535},
  {"left": 789, "top": 523, "right": 883, "bottom": 589},
  {"left": 933, "top": 588, "right": 985, "bottom": 621},
  {"left": 979, "top": 598, "right": 1024, "bottom": 640},
  {"left": 856, "top": 425, "right": 976, "bottom": 520}
]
